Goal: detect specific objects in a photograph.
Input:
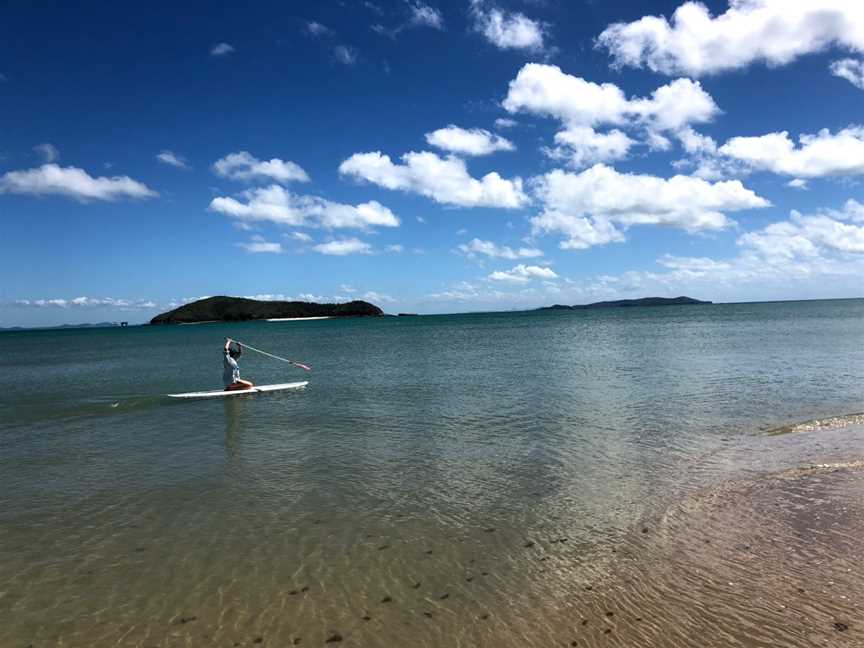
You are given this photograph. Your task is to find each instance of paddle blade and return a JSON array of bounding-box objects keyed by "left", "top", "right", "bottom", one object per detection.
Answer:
[{"left": 293, "top": 362, "right": 312, "bottom": 372}]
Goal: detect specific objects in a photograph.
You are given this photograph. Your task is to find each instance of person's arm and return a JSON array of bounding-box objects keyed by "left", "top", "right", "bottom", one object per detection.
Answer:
[{"left": 225, "top": 338, "right": 231, "bottom": 353}]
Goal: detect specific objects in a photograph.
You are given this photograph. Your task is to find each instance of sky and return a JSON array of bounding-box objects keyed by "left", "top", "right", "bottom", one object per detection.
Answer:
[{"left": 3, "top": 0, "right": 864, "bottom": 326}]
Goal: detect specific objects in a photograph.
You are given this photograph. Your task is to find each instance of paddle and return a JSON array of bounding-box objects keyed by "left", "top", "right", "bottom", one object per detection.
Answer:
[{"left": 228, "top": 338, "right": 312, "bottom": 372}]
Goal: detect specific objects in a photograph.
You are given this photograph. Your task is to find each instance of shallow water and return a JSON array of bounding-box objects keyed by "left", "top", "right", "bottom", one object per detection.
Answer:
[{"left": 1, "top": 300, "right": 863, "bottom": 646}]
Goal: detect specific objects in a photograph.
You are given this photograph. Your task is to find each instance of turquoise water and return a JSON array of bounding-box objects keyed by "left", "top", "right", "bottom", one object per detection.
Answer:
[{"left": 1, "top": 300, "right": 863, "bottom": 647}]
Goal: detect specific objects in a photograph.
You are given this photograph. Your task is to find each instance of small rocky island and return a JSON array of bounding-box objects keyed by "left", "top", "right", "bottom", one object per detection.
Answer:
[
  {"left": 538, "top": 296, "right": 711, "bottom": 311},
  {"left": 150, "top": 296, "right": 383, "bottom": 324}
]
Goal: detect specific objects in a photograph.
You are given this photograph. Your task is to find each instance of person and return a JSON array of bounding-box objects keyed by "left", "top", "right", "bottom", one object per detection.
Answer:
[{"left": 224, "top": 338, "right": 254, "bottom": 390}]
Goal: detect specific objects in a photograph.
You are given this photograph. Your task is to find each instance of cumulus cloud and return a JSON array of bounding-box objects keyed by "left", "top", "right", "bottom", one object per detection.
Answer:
[
  {"left": 531, "top": 164, "right": 769, "bottom": 250},
  {"left": 597, "top": 0, "right": 864, "bottom": 77},
  {"left": 209, "top": 185, "right": 399, "bottom": 229},
  {"left": 489, "top": 264, "right": 558, "bottom": 283},
  {"left": 363, "top": 290, "right": 397, "bottom": 303},
  {"left": 425, "top": 125, "right": 514, "bottom": 156},
  {"left": 458, "top": 238, "right": 542, "bottom": 260},
  {"left": 213, "top": 151, "right": 309, "bottom": 184},
  {"left": 494, "top": 117, "right": 517, "bottom": 129},
  {"left": 547, "top": 127, "right": 635, "bottom": 167},
  {"left": 312, "top": 238, "right": 372, "bottom": 255},
  {"left": 333, "top": 45, "right": 358, "bottom": 65},
  {"left": 237, "top": 236, "right": 283, "bottom": 253},
  {"left": 831, "top": 58, "right": 864, "bottom": 89},
  {"left": 387, "top": 244, "right": 404, "bottom": 253},
  {"left": 787, "top": 178, "right": 809, "bottom": 190},
  {"left": 289, "top": 231, "right": 313, "bottom": 242},
  {"left": 210, "top": 42, "right": 235, "bottom": 57},
  {"left": 0, "top": 164, "right": 157, "bottom": 202},
  {"left": 503, "top": 64, "right": 718, "bottom": 132},
  {"left": 34, "top": 143, "right": 59, "bottom": 163},
  {"left": 339, "top": 150, "right": 527, "bottom": 208},
  {"left": 156, "top": 150, "right": 188, "bottom": 169},
  {"left": 470, "top": 0, "right": 546, "bottom": 51},
  {"left": 718, "top": 126, "right": 864, "bottom": 178}
]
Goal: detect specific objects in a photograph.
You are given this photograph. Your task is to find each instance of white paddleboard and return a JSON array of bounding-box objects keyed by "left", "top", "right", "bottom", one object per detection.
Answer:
[{"left": 167, "top": 381, "right": 309, "bottom": 399}]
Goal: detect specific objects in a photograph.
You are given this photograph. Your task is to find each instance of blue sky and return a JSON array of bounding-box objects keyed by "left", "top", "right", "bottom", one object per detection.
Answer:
[{"left": 3, "top": 0, "right": 864, "bottom": 326}]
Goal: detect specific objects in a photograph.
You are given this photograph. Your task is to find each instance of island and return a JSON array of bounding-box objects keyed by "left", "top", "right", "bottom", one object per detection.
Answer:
[
  {"left": 150, "top": 296, "right": 383, "bottom": 324},
  {"left": 538, "top": 296, "right": 711, "bottom": 311}
]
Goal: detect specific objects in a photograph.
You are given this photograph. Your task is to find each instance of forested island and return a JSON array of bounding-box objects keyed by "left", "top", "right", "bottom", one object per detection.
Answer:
[
  {"left": 538, "top": 296, "right": 711, "bottom": 311},
  {"left": 150, "top": 296, "right": 383, "bottom": 324}
]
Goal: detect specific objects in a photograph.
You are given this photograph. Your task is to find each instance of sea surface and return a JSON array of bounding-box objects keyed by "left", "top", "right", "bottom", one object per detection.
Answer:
[{"left": 1, "top": 300, "right": 863, "bottom": 647}]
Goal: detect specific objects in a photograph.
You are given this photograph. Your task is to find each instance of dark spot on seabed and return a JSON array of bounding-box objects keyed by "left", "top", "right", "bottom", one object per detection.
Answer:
[
  {"left": 606, "top": 611, "right": 614, "bottom": 617},
  {"left": 325, "top": 632, "right": 343, "bottom": 642},
  {"left": 424, "top": 611, "right": 434, "bottom": 618},
  {"left": 425, "top": 549, "right": 433, "bottom": 554},
  {"left": 178, "top": 615, "right": 197, "bottom": 624},
  {"left": 584, "top": 586, "right": 593, "bottom": 591},
  {"left": 581, "top": 619, "right": 589, "bottom": 626},
  {"left": 524, "top": 541, "right": 535, "bottom": 548},
  {"left": 479, "top": 613, "right": 489, "bottom": 620},
  {"left": 604, "top": 628, "right": 612, "bottom": 634},
  {"left": 362, "top": 614, "right": 371, "bottom": 621},
  {"left": 378, "top": 544, "right": 389, "bottom": 550},
  {"left": 301, "top": 586, "right": 309, "bottom": 592},
  {"left": 412, "top": 581, "right": 421, "bottom": 589},
  {"left": 571, "top": 641, "right": 578, "bottom": 646},
  {"left": 834, "top": 622, "right": 849, "bottom": 632},
  {"left": 253, "top": 637, "right": 263, "bottom": 644},
  {"left": 293, "top": 639, "right": 302, "bottom": 645},
  {"left": 642, "top": 528, "right": 649, "bottom": 533},
  {"left": 439, "top": 593, "right": 450, "bottom": 600},
  {"left": 381, "top": 595, "right": 392, "bottom": 603},
  {"left": 485, "top": 527, "right": 496, "bottom": 532},
  {"left": 289, "top": 590, "right": 299, "bottom": 595},
  {"left": 466, "top": 576, "right": 474, "bottom": 582}
]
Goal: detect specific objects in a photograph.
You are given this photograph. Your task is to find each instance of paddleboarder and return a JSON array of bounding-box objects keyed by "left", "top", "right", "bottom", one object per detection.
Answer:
[{"left": 224, "top": 338, "right": 254, "bottom": 391}]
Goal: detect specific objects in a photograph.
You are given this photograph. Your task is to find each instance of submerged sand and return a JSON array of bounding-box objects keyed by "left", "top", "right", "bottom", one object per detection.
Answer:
[{"left": 3, "top": 423, "right": 863, "bottom": 647}]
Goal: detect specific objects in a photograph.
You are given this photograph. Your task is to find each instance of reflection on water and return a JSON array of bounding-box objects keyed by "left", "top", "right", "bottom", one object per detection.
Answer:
[{"left": 1, "top": 301, "right": 863, "bottom": 646}]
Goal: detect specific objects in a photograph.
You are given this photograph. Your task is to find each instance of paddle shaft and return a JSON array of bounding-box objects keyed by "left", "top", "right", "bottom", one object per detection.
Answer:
[{"left": 229, "top": 339, "right": 311, "bottom": 371}]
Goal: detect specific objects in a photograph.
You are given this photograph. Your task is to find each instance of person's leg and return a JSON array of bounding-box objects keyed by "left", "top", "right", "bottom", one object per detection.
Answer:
[{"left": 236, "top": 379, "right": 254, "bottom": 389}]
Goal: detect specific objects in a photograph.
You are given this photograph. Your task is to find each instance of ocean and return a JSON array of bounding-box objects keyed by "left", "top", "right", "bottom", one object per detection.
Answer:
[{"left": 2, "top": 300, "right": 863, "bottom": 647}]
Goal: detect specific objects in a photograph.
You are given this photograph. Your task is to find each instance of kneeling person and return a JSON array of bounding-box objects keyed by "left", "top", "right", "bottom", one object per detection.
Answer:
[{"left": 224, "top": 338, "right": 254, "bottom": 390}]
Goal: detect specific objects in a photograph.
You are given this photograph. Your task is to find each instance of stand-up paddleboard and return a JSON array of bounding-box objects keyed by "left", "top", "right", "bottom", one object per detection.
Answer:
[{"left": 167, "top": 381, "right": 308, "bottom": 399}]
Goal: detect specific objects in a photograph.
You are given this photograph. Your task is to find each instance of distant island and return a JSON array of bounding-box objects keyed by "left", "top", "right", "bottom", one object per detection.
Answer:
[
  {"left": 538, "top": 296, "right": 712, "bottom": 311},
  {"left": 150, "top": 296, "right": 383, "bottom": 324},
  {"left": 0, "top": 322, "right": 127, "bottom": 332}
]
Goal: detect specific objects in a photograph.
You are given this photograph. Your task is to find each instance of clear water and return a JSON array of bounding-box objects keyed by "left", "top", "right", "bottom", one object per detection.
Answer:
[{"left": 1, "top": 300, "right": 863, "bottom": 646}]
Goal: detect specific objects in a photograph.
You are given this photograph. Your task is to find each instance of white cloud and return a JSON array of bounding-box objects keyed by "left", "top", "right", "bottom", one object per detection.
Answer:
[
  {"left": 340, "top": 284, "right": 357, "bottom": 293},
  {"left": 494, "top": 117, "right": 517, "bottom": 129},
  {"left": 210, "top": 42, "right": 235, "bottom": 57},
  {"left": 532, "top": 164, "right": 769, "bottom": 250},
  {"left": 305, "top": 21, "right": 334, "bottom": 37},
  {"left": 333, "top": 45, "right": 358, "bottom": 65},
  {"left": 831, "top": 58, "right": 864, "bottom": 90},
  {"left": 547, "top": 127, "right": 635, "bottom": 167},
  {"left": 408, "top": 2, "right": 444, "bottom": 29},
  {"left": 363, "top": 290, "right": 396, "bottom": 303},
  {"left": 458, "top": 238, "right": 542, "bottom": 260},
  {"left": 489, "top": 264, "right": 558, "bottom": 283},
  {"left": 156, "top": 150, "right": 188, "bottom": 169},
  {"left": 0, "top": 164, "right": 157, "bottom": 202},
  {"left": 387, "top": 244, "right": 404, "bottom": 253},
  {"left": 209, "top": 185, "right": 400, "bottom": 229},
  {"left": 312, "top": 238, "right": 372, "bottom": 255},
  {"left": 213, "top": 151, "right": 310, "bottom": 184},
  {"left": 503, "top": 64, "right": 718, "bottom": 132},
  {"left": 470, "top": 0, "right": 545, "bottom": 51},
  {"left": 425, "top": 125, "right": 515, "bottom": 156},
  {"left": 34, "top": 143, "right": 59, "bottom": 163},
  {"left": 597, "top": 0, "right": 864, "bottom": 77},
  {"left": 14, "top": 296, "right": 157, "bottom": 310},
  {"left": 290, "top": 231, "right": 313, "bottom": 242},
  {"left": 718, "top": 126, "right": 864, "bottom": 178},
  {"left": 339, "top": 150, "right": 527, "bottom": 208},
  {"left": 237, "top": 236, "right": 283, "bottom": 253},
  {"left": 787, "top": 178, "right": 809, "bottom": 190}
]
